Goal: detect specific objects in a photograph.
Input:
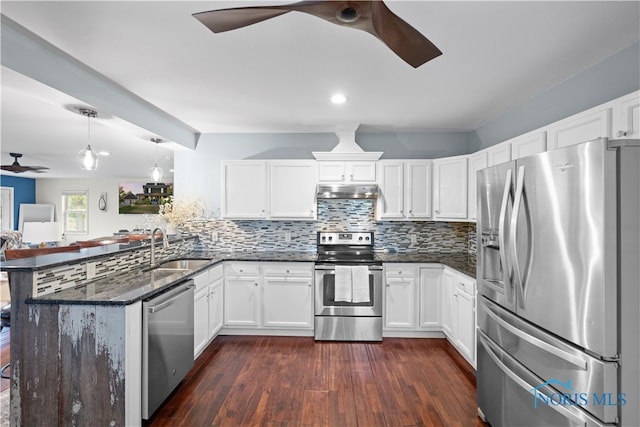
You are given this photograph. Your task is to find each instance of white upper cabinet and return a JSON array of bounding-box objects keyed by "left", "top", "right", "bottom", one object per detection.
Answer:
[
  {"left": 546, "top": 104, "right": 612, "bottom": 150},
  {"left": 222, "top": 160, "right": 317, "bottom": 220},
  {"left": 378, "top": 160, "right": 431, "bottom": 220},
  {"left": 486, "top": 142, "right": 511, "bottom": 166},
  {"left": 378, "top": 161, "right": 404, "bottom": 220},
  {"left": 510, "top": 130, "right": 547, "bottom": 159},
  {"left": 317, "top": 161, "right": 377, "bottom": 183},
  {"left": 613, "top": 90, "right": 640, "bottom": 139},
  {"left": 467, "top": 151, "right": 488, "bottom": 222},
  {"left": 432, "top": 155, "right": 468, "bottom": 220},
  {"left": 222, "top": 161, "right": 268, "bottom": 219},
  {"left": 269, "top": 160, "right": 317, "bottom": 220}
]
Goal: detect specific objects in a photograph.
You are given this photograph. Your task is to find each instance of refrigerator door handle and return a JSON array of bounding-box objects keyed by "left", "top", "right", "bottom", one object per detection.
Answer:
[
  {"left": 479, "top": 333, "right": 592, "bottom": 427},
  {"left": 510, "top": 165, "right": 526, "bottom": 309},
  {"left": 498, "top": 168, "right": 514, "bottom": 305},
  {"left": 484, "top": 303, "right": 587, "bottom": 370}
]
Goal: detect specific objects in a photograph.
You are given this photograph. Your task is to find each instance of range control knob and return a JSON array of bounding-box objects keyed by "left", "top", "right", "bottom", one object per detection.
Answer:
[
  {"left": 365, "top": 236, "right": 370, "bottom": 241},
  {"left": 358, "top": 236, "right": 363, "bottom": 241},
  {"left": 328, "top": 236, "right": 333, "bottom": 241}
]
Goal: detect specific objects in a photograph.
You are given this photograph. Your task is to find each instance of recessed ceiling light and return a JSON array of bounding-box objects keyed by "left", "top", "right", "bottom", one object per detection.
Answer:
[
  {"left": 331, "top": 93, "right": 347, "bottom": 104},
  {"left": 98, "top": 151, "right": 110, "bottom": 156}
]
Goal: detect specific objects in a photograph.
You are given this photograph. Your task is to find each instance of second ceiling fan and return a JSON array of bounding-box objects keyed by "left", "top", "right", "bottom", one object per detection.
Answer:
[{"left": 193, "top": 1, "right": 442, "bottom": 68}]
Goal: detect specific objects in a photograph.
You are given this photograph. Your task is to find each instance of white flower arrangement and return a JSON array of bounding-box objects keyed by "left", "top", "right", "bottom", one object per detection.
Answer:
[{"left": 158, "top": 196, "right": 204, "bottom": 225}]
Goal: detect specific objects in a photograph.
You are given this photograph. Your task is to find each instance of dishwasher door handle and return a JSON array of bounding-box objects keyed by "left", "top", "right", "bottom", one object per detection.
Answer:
[{"left": 148, "top": 285, "right": 193, "bottom": 314}]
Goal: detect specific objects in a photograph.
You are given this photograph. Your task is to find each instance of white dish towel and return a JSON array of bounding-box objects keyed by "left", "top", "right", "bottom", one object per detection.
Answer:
[
  {"left": 351, "top": 266, "right": 371, "bottom": 303},
  {"left": 334, "top": 265, "right": 352, "bottom": 302}
]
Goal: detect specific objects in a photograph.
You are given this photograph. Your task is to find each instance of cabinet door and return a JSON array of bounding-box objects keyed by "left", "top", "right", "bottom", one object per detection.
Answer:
[
  {"left": 208, "top": 278, "right": 224, "bottom": 339},
  {"left": 433, "top": 156, "right": 468, "bottom": 219},
  {"left": 441, "top": 268, "right": 454, "bottom": 337},
  {"left": 347, "top": 162, "right": 377, "bottom": 183},
  {"left": 405, "top": 161, "right": 432, "bottom": 219},
  {"left": 454, "top": 285, "right": 475, "bottom": 365},
  {"left": 467, "top": 151, "right": 488, "bottom": 221},
  {"left": 269, "top": 161, "right": 317, "bottom": 219},
  {"left": 222, "top": 161, "right": 268, "bottom": 218},
  {"left": 378, "top": 161, "right": 404, "bottom": 219},
  {"left": 546, "top": 107, "right": 612, "bottom": 150},
  {"left": 263, "top": 277, "right": 313, "bottom": 328},
  {"left": 194, "top": 287, "right": 209, "bottom": 358},
  {"left": 614, "top": 91, "right": 640, "bottom": 139},
  {"left": 510, "top": 130, "right": 547, "bottom": 159},
  {"left": 487, "top": 142, "right": 511, "bottom": 166},
  {"left": 384, "top": 277, "right": 416, "bottom": 329},
  {"left": 418, "top": 267, "right": 442, "bottom": 329},
  {"left": 224, "top": 277, "right": 260, "bottom": 327},
  {"left": 317, "top": 162, "right": 346, "bottom": 182}
]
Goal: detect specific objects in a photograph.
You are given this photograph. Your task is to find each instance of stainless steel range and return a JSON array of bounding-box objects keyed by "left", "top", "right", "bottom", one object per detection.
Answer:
[{"left": 314, "top": 231, "right": 383, "bottom": 341}]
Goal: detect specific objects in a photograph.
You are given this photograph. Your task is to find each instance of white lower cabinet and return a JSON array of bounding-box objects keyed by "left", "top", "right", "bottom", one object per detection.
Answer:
[
  {"left": 442, "top": 267, "right": 476, "bottom": 367},
  {"left": 418, "top": 266, "right": 442, "bottom": 330},
  {"left": 263, "top": 264, "right": 313, "bottom": 329},
  {"left": 384, "top": 265, "right": 417, "bottom": 329},
  {"left": 194, "top": 264, "right": 225, "bottom": 359},
  {"left": 223, "top": 262, "right": 314, "bottom": 333},
  {"left": 383, "top": 264, "right": 443, "bottom": 333},
  {"left": 383, "top": 263, "right": 475, "bottom": 367}
]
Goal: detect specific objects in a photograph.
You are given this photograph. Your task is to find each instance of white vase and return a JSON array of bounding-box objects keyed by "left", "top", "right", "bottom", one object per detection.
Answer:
[{"left": 165, "top": 223, "right": 178, "bottom": 235}]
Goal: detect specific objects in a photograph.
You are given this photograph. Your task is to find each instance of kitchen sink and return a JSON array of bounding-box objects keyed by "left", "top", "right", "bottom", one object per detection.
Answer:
[{"left": 144, "top": 258, "right": 211, "bottom": 273}]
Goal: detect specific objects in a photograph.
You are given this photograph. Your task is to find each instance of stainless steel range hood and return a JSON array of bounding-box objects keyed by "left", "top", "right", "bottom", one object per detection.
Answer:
[{"left": 316, "top": 183, "right": 379, "bottom": 199}]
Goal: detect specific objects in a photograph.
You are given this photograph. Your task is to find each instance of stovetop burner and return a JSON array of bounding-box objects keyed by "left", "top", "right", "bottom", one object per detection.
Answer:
[{"left": 316, "top": 231, "right": 380, "bottom": 265}]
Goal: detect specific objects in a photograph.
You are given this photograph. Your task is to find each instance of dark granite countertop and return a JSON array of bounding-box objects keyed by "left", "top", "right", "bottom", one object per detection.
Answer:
[
  {"left": 29, "top": 251, "right": 317, "bottom": 306},
  {"left": 28, "top": 250, "right": 474, "bottom": 306},
  {"left": 376, "top": 252, "right": 476, "bottom": 278}
]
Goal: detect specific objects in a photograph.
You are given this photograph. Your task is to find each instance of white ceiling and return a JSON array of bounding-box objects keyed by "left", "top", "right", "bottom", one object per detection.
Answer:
[{"left": 1, "top": 1, "right": 639, "bottom": 179}]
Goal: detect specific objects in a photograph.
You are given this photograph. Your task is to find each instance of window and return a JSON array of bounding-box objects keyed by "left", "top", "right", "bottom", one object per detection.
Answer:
[{"left": 62, "top": 190, "right": 88, "bottom": 235}]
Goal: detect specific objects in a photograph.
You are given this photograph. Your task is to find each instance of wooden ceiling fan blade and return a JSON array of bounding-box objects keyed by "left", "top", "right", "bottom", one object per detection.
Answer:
[
  {"left": 369, "top": 1, "right": 442, "bottom": 68},
  {"left": 193, "top": 6, "right": 292, "bottom": 33}
]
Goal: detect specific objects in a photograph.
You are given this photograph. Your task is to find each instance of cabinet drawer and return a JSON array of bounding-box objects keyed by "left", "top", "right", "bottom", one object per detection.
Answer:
[
  {"left": 224, "top": 262, "right": 260, "bottom": 276},
  {"left": 456, "top": 278, "right": 475, "bottom": 296},
  {"left": 263, "top": 263, "right": 312, "bottom": 277},
  {"left": 210, "top": 264, "right": 223, "bottom": 282},
  {"left": 385, "top": 265, "right": 416, "bottom": 278},
  {"left": 193, "top": 270, "right": 209, "bottom": 291}
]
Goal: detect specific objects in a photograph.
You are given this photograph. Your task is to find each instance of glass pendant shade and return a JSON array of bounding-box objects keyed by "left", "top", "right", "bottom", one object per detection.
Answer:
[
  {"left": 151, "top": 163, "right": 163, "bottom": 183},
  {"left": 80, "top": 144, "right": 98, "bottom": 170},
  {"left": 79, "top": 108, "right": 99, "bottom": 170}
]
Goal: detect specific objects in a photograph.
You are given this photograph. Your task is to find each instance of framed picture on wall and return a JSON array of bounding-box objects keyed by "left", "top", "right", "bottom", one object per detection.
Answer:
[{"left": 118, "top": 182, "right": 173, "bottom": 214}]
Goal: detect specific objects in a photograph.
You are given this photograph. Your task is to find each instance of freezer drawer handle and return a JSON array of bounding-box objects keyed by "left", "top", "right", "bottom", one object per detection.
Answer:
[
  {"left": 479, "top": 334, "right": 591, "bottom": 427},
  {"left": 498, "top": 168, "right": 514, "bottom": 305},
  {"left": 484, "top": 302, "right": 587, "bottom": 370}
]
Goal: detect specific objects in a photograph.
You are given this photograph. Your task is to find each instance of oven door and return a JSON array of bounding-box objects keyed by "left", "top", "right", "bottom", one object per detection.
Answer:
[{"left": 314, "top": 264, "right": 382, "bottom": 316}]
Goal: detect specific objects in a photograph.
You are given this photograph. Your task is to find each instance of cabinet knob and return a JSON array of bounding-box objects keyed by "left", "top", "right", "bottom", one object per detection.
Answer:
[
  {"left": 350, "top": 174, "right": 354, "bottom": 180},
  {"left": 617, "top": 130, "right": 629, "bottom": 137},
  {"left": 409, "top": 210, "right": 413, "bottom": 214},
  {"left": 435, "top": 209, "right": 440, "bottom": 214},
  {"left": 254, "top": 283, "right": 258, "bottom": 286},
  {"left": 386, "top": 284, "right": 390, "bottom": 287},
  {"left": 341, "top": 174, "right": 345, "bottom": 180},
  {"left": 286, "top": 270, "right": 290, "bottom": 273}
]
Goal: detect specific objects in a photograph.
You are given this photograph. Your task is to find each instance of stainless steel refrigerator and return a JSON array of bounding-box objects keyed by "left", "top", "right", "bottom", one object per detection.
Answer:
[{"left": 476, "top": 138, "right": 639, "bottom": 426}]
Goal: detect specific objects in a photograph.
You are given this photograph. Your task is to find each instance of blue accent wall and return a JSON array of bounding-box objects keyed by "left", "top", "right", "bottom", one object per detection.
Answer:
[
  {"left": 0, "top": 175, "right": 36, "bottom": 230},
  {"left": 470, "top": 42, "right": 640, "bottom": 151}
]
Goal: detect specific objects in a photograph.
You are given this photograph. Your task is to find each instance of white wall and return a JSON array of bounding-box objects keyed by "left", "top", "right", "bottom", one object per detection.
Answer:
[{"left": 36, "top": 178, "right": 156, "bottom": 240}]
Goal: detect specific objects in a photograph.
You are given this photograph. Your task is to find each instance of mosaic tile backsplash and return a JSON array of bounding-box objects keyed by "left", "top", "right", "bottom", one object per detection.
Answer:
[{"left": 183, "top": 200, "right": 477, "bottom": 254}]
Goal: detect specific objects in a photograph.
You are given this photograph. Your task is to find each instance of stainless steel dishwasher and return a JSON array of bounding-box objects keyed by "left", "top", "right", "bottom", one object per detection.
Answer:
[{"left": 142, "top": 280, "right": 195, "bottom": 419}]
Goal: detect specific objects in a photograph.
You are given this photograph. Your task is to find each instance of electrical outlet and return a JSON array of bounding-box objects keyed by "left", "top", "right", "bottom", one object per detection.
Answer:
[
  {"left": 211, "top": 231, "right": 219, "bottom": 242},
  {"left": 284, "top": 232, "right": 292, "bottom": 243},
  {"left": 410, "top": 234, "right": 417, "bottom": 245},
  {"left": 86, "top": 262, "right": 96, "bottom": 280}
]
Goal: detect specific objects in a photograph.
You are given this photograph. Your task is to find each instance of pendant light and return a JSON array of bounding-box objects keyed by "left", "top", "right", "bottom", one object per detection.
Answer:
[
  {"left": 78, "top": 109, "right": 99, "bottom": 170},
  {"left": 150, "top": 138, "right": 163, "bottom": 183}
]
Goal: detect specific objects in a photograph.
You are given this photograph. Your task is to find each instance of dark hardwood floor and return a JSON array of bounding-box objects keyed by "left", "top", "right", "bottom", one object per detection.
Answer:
[{"left": 147, "top": 336, "right": 485, "bottom": 427}]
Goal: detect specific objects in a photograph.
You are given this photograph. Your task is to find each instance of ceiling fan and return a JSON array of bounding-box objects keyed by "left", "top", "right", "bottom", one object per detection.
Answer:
[
  {"left": 193, "top": 1, "right": 442, "bottom": 68},
  {"left": 1, "top": 153, "right": 49, "bottom": 174}
]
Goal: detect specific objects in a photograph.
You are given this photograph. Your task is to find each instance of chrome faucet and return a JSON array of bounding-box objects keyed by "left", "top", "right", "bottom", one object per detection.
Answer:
[{"left": 150, "top": 227, "right": 169, "bottom": 266}]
